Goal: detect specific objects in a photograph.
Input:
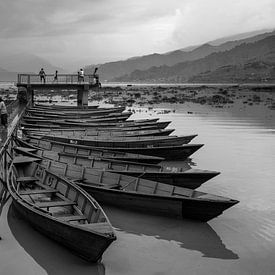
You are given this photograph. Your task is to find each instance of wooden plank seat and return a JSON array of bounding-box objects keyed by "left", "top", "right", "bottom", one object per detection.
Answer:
[
  {"left": 13, "top": 156, "right": 41, "bottom": 165},
  {"left": 58, "top": 215, "right": 87, "bottom": 222},
  {"left": 14, "top": 146, "right": 38, "bottom": 153},
  {"left": 80, "top": 222, "right": 111, "bottom": 233},
  {"left": 35, "top": 200, "right": 76, "bottom": 208},
  {"left": 17, "top": 176, "right": 37, "bottom": 183},
  {"left": 20, "top": 189, "right": 58, "bottom": 195}
]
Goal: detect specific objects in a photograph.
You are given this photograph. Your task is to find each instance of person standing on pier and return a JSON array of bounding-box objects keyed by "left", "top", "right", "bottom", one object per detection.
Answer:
[
  {"left": 0, "top": 97, "right": 7, "bottom": 129},
  {"left": 53, "top": 70, "right": 58, "bottom": 83},
  {"left": 39, "top": 68, "right": 46, "bottom": 84},
  {"left": 79, "top": 68, "right": 84, "bottom": 82}
]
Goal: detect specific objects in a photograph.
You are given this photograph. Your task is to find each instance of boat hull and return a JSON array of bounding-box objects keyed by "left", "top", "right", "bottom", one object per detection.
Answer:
[
  {"left": 113, "top": 170, "right": 219, "bottom": 189},
  {"left": 95, "top": 144, "right": 204, "bottom": 160},
  {"left": 31, "top": 134, "right": 197, "bottom": 148},
  {"left": 77, "top": 184, "right": 237, "bottom": 222},
  {"left": 11, "top": 197, "right": 114, "bottom": 262}
]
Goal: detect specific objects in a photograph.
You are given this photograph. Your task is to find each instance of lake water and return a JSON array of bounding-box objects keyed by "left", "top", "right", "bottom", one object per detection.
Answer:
[{"left": 1, "top": 98, "right": 275, "bottom": 275}]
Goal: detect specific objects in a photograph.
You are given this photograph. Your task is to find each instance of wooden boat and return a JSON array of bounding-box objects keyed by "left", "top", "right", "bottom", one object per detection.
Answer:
[
  {"left": 26, "top": 106, "right": 126, "bottom": 118},
  {"left": 24, "top": 111, "right": 132, "bottom": 121},
  {"left": 7, "top": 156, "right": 116, "bottom": 262},
  {"left": 21, "top": 124, "right": 171, "bottom": 133},
  {"left": 15, "top": 143, "right": 220, "bottom": 189},
  {"left": 23, "top": 128, "right": 175, "bottom": 137},
  {"left": 21, "top": 120, "right": 171, "bottom": 130},
  {"left": 27, "top": 133, "right": 197, "bottom": 148},
  {"left": 24, "top": 135, "right": 203, "bottom": 160},
  {"left": 21, "top": 136, "right": 164, "bottom": 164},
  {"left": 14, "top": 154, "right": 238, "bottom": 222},
  {"left": 33, "top": 104, "right": 99, "bottom": 110},
  {"left": 105, "top": 144, "right": 204, "bottom": 160},
  {"left": 23, "top": 112, "right": 132, "bottom": 123}
]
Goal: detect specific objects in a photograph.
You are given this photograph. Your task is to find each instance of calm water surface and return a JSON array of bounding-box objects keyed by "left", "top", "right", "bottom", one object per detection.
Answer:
[{"left": 4, "top": 101, "right": 275, "bottom": 275}]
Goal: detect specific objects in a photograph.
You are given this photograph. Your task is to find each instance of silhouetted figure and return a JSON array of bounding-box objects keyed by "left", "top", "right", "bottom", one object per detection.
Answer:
[
  {"left": 53, "top": 70, "right": 58, "bottom": 83},
  {"left": 79, "top": 68, "right": 84, "bottom": 82},
  {"left": 93, "top": 67, "right": 101, "bottom": 87},
  {"left": 39, "top": 68, "right": 46, "bottom": 84},
  {"left": 77, "top": 71, "right": 81, "bottom": 83}
]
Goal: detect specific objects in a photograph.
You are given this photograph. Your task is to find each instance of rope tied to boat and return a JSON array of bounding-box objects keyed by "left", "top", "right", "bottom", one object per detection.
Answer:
[{"left": 121, "top": 171, "right": 147, "bottom": 190}]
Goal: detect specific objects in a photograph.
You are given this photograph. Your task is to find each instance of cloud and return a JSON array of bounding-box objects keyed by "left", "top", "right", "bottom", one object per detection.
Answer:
[
  {"left": 0, "top": 0, "right": 274, "bottom": 68},
  {"left": 170, "top": 0, "right": 275, "bottom": 47}
]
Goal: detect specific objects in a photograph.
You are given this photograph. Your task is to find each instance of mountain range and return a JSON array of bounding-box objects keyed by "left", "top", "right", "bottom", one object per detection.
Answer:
[
  {"left": 0, "top": 53, "right": 66, "bottom": 81},
  {"left": 113, "top": 35, "right": 275, "bottom": 83},
  {"left": 85, "top": 29, "right": 275, "bottom": 82},
  {"left": 1, "top": 29, "right": 275, "bottom": 83}
]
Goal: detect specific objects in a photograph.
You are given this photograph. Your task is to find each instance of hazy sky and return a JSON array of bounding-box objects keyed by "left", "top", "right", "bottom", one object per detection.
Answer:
[{"left": 0, "top": 0, "right": 275, "bottom": 69}]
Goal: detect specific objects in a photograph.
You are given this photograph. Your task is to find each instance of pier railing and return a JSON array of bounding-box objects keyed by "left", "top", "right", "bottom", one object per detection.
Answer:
[{"left": 17, "top": 74, "right": 98, "bottom": 85}]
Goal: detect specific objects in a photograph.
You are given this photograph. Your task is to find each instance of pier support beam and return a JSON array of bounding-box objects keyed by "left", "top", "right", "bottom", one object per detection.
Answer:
[{"left": 77, "top": 85, "right": 89, "bottom": 107}]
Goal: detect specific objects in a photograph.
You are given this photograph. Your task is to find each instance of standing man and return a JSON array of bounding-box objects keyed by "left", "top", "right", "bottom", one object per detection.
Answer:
[
  {"left": 53, "top": 70, "right": 58, "bottom": 83},
  {"left": 0, "top": 97, "right": 8, "bottom": 128},
  {"left": 39, "top": 68, "right": 46, "bottom": 84},
  {"left": 79, "top": 68, "right": 84, "bottom": 82}
]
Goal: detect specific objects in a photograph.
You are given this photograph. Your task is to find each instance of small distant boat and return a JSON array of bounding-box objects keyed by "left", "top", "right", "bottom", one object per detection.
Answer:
[
  {"left": 11, "top": 154, "right": 238, "bottom": 222},
  {"left": 7, "top": 156, "right": 116, "bottom": 262}
]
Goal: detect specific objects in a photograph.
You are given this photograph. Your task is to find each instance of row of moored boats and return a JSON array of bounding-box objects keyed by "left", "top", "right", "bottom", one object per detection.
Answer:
[{"left": 7, "top": 103, "right": 239, "bottom": 262}]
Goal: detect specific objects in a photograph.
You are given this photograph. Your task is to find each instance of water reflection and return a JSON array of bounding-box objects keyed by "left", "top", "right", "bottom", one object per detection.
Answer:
[
  {"left": 8, "top": 205, "right": 105, "bottom": 275},
  {"left": 103, "top": 206, "right": 238, "bottom": 260}
]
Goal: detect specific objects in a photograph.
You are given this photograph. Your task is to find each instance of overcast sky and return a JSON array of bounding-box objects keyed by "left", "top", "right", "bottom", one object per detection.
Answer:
[{"left": 0, "top": 0, "right": 275, "bottom": 70}]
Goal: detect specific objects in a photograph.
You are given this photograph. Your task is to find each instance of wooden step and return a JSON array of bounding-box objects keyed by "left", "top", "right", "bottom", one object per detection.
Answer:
[
  {"left": 20, "top": 189, "right": 58, "bottom": 195},
  {"left": 58, "top": 215, "right": 87, "bottom": 222},
  {"left": 35, "top": 200, "right": 76, "bottom": 208}
]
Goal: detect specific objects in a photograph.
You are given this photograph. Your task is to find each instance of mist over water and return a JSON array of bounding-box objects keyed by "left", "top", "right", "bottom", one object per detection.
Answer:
[{"left": 5, "top": 98, "right": 275, "bottom": 274}]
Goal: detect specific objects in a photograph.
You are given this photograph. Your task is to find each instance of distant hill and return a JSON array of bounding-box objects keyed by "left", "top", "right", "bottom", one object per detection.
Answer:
[
  {"left": 0, "top": 67, "right": 17, "bottom": 82},
  {"left": 189, "top": 61, "right": 275, "bottom": 83},
  {"left": 113, "top": 35, "right": 275, "bottom": 83},
  {"left": 208, "top": 28, "right": 274, "bottom": 46},
  {"left": 0, "top": 53, "right": 66, "bottom": 74},
  {"left": 85, "top": 29, "right": 275, "bottom": 81},
  {"left": 0, "top": 71, "right": 18, "bottom": 82}
]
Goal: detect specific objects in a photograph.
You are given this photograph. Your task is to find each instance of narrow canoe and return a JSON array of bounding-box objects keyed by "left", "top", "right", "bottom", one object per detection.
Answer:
[
  {"left": 7, "top": 157, "right": 116, "bottom": 262},
  {"left": 21, "top": 124, "right": 172, "bottom": 133},
  {"left": 23, "top": 128, "right": 175, "bottom": 137},
  {"left": 21, "top": 120, "right": 171, "bottom": 130},
  {"left": 26, "top": 106, "right": 126, "bottom": 117},
  {"left": 30, "top": 156, "right": 239, "bottom": 222},
  {"left": 15, "top": 144, "right": 220, "bottom": 189},
  {"left": 19, "top": 136, "right": 164, "bottom": 164},
  {"left": 23, "top": 111, "right": 132, "bottom": 121},
  {"left": 27, "top": 133, "right": 198, "bottom": 148},
  {"left": 23, "top": 135, "right": 203, "bottom": 160},
  {"left": 33, "top": 104, "right": 99, "bottom": 110},
  {"left": 23, "top": 112, "right": 132, "bottom": 123}
]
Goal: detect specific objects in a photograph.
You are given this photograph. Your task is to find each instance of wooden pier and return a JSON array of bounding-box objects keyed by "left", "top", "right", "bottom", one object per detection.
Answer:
[{"left": 16, "top": 74, "right": 100, "bottom": 107}]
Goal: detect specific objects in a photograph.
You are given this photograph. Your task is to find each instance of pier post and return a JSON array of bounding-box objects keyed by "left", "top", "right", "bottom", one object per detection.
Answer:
[{"left": 77, "top": 85, "right": 89, "bottom": 107}]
